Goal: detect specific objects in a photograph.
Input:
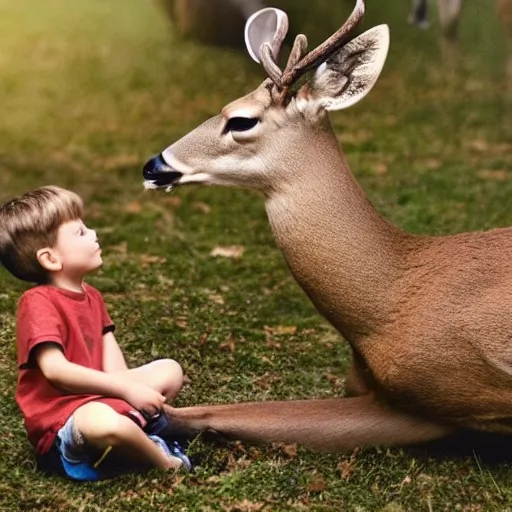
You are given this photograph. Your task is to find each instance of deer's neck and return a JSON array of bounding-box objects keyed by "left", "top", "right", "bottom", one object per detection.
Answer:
[{"left": 265, "top": 129, "right": 410, "bottom": 343}]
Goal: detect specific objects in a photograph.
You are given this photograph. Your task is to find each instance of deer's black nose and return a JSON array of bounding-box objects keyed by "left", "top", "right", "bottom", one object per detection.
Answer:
[
  {"left": 143, "top": 154, "right": 168, "bottom": 179},
  {"left": 143, "top": 153, "right": 183, "bottom": 187}
]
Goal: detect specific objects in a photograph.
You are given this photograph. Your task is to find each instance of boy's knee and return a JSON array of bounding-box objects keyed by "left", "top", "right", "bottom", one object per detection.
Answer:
[
  {"left": 163, "top": 358, "right": 183, "bottom": 378},
  {"left": 153, "top": 358, "right": 183, "bottom": 384},
  {"left": 153, "top": 358, "right": 184, "bottom": 397},
  {"left": 73, "top": 402, "right": 134, "bottom": 446}
]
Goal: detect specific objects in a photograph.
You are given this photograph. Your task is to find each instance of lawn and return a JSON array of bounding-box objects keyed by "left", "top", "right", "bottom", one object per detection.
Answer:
[{"left": 0, "top": 0, "right": 511, "bottom": 510}]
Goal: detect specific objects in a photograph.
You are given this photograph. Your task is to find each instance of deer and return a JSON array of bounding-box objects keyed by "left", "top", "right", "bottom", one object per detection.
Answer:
[
  {"left": 409, "top": 0, "right": 511, "bottom": 75},
  {"left": 409, "top": 0, "right": 465, "bottom": 38},
  {"left": 142, "top": 0, "right": 512, "bottom": 453},
  {"left": 415, "top": 0, "right": 512, "bottom": 86}
]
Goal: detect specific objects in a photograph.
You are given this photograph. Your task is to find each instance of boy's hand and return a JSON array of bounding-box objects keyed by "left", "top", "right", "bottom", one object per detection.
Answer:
[{"left": 121, "top": 382, "right": 166, "bottom": 417}]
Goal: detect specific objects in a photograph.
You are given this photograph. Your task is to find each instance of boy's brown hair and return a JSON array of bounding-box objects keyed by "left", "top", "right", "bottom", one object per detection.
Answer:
[{"left": 0, "top": 186, "right": 84, "bottom": 283}]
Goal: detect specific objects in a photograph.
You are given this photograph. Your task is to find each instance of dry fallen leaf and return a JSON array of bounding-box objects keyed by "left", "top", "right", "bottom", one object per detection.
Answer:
[
  {"left": 210, "top": 245, "right": 245, "bottom": 259},
  {"left": 224, "top": 451, "right": 252, "bottom": 472},
  {"left": 265, "top": 325, "right": 297, "bottom": 336},
  {"left": 175, "top": 317, "right": 188, "bottom": 329},
  {"left": 160, "top": 195, "right": 182, "bottom": 208},
  {"left": 208, "top": 294, "right": 225, "bottom": 305},
  {"left": 193, "top": 201, "right": 212, "bottom": 214},
  {"left": 124, "top": 201, "right": 142, "bottom": 213},
  {"left": 337, "top": 446, "right": 360, "bottom": 480},
  {"left": 139, "top": 254, "right": 167, "bottom": 267},
  {"left": 253, "top": 372, "right": 281, "bottom": 390},
  {"left": 338, "top": 460, "right": 355, "bottom": 480},
  {"left": 170, "top": 475, "right": 186, "bottom": 488},
  {"left": 371, "top": 162, "right": 388, "bottom": 175},
  {"left": 305, "top": 477, "right": 327, "bottom": 493},
  {"left": 477, "top": 169, "right": 508, "bottom": 181},
  {"left": 280, "top": 443, "right": 298, "bottom": 458},
  {"left": 221, "top": 499, "right": 265, "bottom": 512},
  {"left": 157, "top": 275, "right": 174, "bottom": 287},
  {"left": 108, "top": 241, "right": 128, "bottom": 254},
  {"left": 219, "top": 334, "right": 236, "bottom": 352},
  {"left": 470, "top": 139, "right": 489, "bottom": 152},
  {"left": 422, "top": 158, "right": 442, "bottom": 170},
  {"left": 327, "top": 370, "right": 342, "bottom": 389}
]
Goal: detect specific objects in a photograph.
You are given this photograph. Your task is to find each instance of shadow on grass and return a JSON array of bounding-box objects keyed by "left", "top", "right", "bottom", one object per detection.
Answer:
[
  {"left": 175, "top": 422, "right": 512, "bottom": 470},
  {"left": 411, "top": 429, "right": 512, "bottom": 466}
]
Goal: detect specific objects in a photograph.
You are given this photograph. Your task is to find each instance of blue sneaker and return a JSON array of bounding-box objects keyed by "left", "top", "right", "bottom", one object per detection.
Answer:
[
  {"left": 148, "top": 434, "right": 192, "bottom": 472},
  {"left": 59, "top": 454, "right": 101, "bottom": 481},
  {"left": 169, "top": 440, "right": 193, "bottom": 472}
]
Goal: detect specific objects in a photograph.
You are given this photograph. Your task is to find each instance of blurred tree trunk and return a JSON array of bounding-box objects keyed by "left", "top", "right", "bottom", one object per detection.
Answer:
[{"left": 160, "top": 0, "right": 264, "bottom": 47}]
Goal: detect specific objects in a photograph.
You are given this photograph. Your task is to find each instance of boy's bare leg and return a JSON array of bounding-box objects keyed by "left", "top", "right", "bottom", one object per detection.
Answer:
[
  {"left": 117, "top": 359, "right": 183, "bottom": 401},
  {"left": 73, "top": 402, "right": 182, "bottom": 470}
]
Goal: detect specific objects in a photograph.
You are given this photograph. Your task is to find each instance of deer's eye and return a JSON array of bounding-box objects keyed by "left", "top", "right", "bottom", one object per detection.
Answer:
[{"left": 223, "top": 117, "right": 259, "bottom": 134}]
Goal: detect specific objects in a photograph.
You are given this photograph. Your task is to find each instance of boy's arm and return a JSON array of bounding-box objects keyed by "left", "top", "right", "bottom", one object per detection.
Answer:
[
  {"left": 102, "top": 331, "right": 129, "bottom": 373},
  {"left": 35, "top": 344, "right": 165, "bottom": 415}
]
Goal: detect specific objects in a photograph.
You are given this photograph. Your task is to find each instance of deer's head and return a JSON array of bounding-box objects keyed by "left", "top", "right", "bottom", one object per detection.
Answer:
[{"left": 143, "top": 0, "right": 389, "bottom": 195}]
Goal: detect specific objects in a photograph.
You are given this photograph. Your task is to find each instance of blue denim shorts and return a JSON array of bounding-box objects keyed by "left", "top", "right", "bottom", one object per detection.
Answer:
[{"left": 54, "top": 414, "right": 106, "bottom": 480}]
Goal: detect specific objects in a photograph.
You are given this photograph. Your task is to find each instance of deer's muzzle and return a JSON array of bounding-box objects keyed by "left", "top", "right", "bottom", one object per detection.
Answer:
[{"left": 143, "top": 154, "right": 183, "bottom": 188}]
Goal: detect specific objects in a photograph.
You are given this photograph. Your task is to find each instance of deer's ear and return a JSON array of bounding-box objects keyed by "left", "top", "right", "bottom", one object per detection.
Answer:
[
  {"left": 245, "top": 8, "right": 289, "bottom": 64},
  {"left": 309, "top": 25, "right": 390, "bottom": 111}
]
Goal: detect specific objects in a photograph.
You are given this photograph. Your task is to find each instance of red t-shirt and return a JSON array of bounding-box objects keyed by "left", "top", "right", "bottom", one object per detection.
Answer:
[{"left": 16, "top": 283, "right": 135, "bottom": 454}]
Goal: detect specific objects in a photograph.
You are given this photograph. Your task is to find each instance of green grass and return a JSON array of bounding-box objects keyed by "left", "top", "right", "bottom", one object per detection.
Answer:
[{"left": 0, "top": 0, "right": 511, "bottom": 510}]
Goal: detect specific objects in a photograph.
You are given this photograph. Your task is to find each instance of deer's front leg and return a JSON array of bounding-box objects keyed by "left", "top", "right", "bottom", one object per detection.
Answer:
[{"left": 163, "top": 396, "right": 453, "bottom": 452}]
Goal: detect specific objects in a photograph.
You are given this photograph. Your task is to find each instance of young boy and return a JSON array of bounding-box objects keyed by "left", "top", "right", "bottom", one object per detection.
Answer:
[{"left": 0, "top": 185, "right": 191, "bottom": 480}]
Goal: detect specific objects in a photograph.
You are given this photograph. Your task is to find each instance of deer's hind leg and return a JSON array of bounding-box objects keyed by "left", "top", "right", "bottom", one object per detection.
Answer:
[
  {"left": 163, "top": 395, "right": 453, "bottom": 452},
  {"left": 345, "top": 350, "right": 377, "bottom": 397}
]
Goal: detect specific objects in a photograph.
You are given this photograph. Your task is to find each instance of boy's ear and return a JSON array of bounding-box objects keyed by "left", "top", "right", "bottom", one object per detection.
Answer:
[{"left": 36, "top": 247, "right": 62, "bottom": 272}]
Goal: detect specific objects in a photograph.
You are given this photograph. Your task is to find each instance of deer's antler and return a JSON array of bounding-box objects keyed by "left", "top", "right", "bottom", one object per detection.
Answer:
[
  {"left": 285, "top": 34, "right": 309, "bottom": 70},
  {"left": 260, "top": 0, "right": 366, "bottom": 91},
  {"left": 260, "top": 43, "right": 284, "bottom": 85},
  {"left": 281, "top": 0, "right": 365, "bottom": 87}
]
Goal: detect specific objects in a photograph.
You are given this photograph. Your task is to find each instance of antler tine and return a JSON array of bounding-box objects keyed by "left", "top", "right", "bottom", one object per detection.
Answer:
[
  {"left": 252, "top": 8, "right": 289, "bottom": 88},
  {"left": 285, "top": 34, "right": 308, "bottom": 70},
  {"left": 280, "top": 0, "right": 366, "bottom": 88},
  {"left": 260, "top": 43, "right": 284, "bottom": 86}
]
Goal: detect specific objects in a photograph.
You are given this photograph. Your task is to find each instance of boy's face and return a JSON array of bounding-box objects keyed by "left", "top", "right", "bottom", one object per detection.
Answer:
[{"left": 53, "top": 219, "right": 103, "bottom": 277}]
